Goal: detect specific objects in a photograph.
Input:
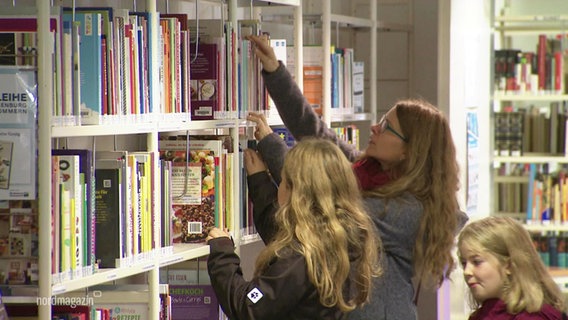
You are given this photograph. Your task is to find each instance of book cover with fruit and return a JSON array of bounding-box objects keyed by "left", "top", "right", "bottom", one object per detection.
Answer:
[{"left": 159, "top": 138, "right": 223, "bottom": 243}]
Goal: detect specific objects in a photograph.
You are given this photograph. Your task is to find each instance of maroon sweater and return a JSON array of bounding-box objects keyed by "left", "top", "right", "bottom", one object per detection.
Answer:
[{"left": 469, "top": 299, "right": 565, "bottom": 320}]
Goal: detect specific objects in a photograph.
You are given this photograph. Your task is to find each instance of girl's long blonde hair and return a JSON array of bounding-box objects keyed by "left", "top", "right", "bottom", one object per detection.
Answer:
[
  {"left": 365, "top": 99, "right": 460, "bottom": 286},
  {"left": 255, "top": 138, "right": 382, "bottom": 311},
  {"left": 458, "top": 217, "right": 565, "bottom": 313}
]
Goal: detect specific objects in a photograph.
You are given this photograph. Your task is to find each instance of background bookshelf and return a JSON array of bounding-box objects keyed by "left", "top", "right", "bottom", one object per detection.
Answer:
[
  {"left": 490, "top": 0, "right": 568, "bottom": 226},
  {"left": 488, "top": 0, "right": 568, "bottom": 307}
]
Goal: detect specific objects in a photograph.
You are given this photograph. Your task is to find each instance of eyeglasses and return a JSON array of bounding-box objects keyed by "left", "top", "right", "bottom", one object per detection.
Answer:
[{"left": 378, "top": 116, "right": 408, "bottom": 142}]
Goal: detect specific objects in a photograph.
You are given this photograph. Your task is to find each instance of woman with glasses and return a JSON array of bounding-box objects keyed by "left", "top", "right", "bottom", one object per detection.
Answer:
[{"left": 245, "top": 34, "right": 467, "bottom": 320}]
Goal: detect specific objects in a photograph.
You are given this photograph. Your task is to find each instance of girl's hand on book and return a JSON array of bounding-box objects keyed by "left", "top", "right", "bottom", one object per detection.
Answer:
[
  {"left": 244, "top": 149, "right": 267, "bottom": 176},
  {"left": 206, "top": 227, "right": 231, "bottom": 243},
  {"left": 247, "top": 34, "right": 279, "bottom": 73},
  {"left": 247, "top": 112, "right": 272, "bottom": 141}
]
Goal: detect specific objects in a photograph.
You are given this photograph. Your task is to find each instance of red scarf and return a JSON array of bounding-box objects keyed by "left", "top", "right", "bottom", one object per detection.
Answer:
[{"left": 352, "top": 158, "right": 391, "bottom": 191}]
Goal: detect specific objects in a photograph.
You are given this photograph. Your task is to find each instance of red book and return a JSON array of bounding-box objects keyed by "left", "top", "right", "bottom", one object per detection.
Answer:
[
  {"left": 538, "top": 34, "right": 547, "bottom": 91},
  {"left": 189, "top": 43, "right": 218, "bottom": 120}
]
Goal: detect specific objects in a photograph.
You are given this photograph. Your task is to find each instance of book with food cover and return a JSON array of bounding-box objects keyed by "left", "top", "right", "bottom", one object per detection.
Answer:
[{"left": 159, "top": 139, "right": 223, "bottom": 243}]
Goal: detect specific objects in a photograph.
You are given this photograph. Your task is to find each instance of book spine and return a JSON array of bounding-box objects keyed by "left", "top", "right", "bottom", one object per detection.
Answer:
[
  {"left": 76, "top": 12, "right": 103, "bottom": 124},
  {"left": 538, "top": 35, "right": 547, "bottom": 91}
]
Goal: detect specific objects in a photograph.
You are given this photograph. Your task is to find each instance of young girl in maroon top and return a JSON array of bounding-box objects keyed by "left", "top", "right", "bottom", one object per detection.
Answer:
[{"left": 458, "top": 217, "right": 566, "bottom": 319}]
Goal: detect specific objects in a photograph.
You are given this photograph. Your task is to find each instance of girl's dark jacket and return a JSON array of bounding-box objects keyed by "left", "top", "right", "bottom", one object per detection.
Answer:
[{"left": 207, "top": 165, "right": 348, "bottom": 319}]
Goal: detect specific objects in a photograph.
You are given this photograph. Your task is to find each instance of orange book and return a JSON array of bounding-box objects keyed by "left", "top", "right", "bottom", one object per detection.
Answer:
[{"left": 303, "top": 65, "right": 323, "bottom": 116}]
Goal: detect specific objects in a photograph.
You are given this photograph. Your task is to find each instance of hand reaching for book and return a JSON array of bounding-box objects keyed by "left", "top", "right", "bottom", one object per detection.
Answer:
[
  {"left": 244, "top": 149, "right": 267, "bottom": 176},
  {"left": 247, "top": 34, "right": 279, "bottom": 73},
  {"left": 206, "top": 227, "right": 231, "bottom": 243},
  {"left": 247, "top": 112, "right": 273, "bottom": 141}
]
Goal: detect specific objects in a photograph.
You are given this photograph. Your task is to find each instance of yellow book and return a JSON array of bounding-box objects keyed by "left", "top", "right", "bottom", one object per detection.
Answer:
[
  {"left": 70, "top": 197, "right": 76, "bottom": 271},
  {"left": 60, "top": 188, "right": 71, "bottom": 275}
]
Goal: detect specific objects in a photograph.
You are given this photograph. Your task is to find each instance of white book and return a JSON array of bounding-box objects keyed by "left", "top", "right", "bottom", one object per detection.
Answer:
[
  {"left": 268, "top": 39, "right": 287, "bottom": 119},
  {"left": 352, "top": 61, "right": 365, "bottom": 113}
]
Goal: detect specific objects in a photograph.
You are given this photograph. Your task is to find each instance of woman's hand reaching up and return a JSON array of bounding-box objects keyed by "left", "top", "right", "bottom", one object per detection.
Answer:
[
  {"left": 247, "top": 112, "right": 273, "bottom": 141},
  {"left": 246, "top": 34, "right": 280, "bottom": 73}
]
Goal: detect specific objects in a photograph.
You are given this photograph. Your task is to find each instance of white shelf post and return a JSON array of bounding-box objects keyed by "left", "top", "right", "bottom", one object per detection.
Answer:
[
  {"left": 322, "top": 0, "right": 331, "bottom": 126},
  {"left": 37, "top": 0, "right": 53, "bottom": 318},
  {"left": 370, "top": 0, "right": 377, "bottom": 123}
]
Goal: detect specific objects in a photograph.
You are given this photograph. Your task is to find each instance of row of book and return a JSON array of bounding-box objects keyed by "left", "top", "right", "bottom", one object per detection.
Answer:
[
  {"left": 494, "top": 34, "right": 566, "bottom": 95},
  {"left": 16, "top": 125, "right": 364, "bottom": 286},
  {"left": 532, "top": 231, "right": 568, "bottom": 268},
  {"left": 272, "top": 124, "right": 361, "bottom": 149},
  {"left": 495, "top": 163, "right": 568, "bottom": 224},
  {"left": 494, "top": 102, "right": 567, "bottom": 156},
  {"left": 286, "top": 46, "right": 365, "bottom": 116},
  {"left": 0, "top": 7, "right": 279, "bottom": 126},
  {"left": 495, "top": 167, "right": 529, "bottom": 215},
  {"left": 51, "top": 149, "right": 161, "bottom": 282},
  {"left": 1, "top": 6, "right": 370, "bottom": 130},
  {"left": 48, "top": 134, "right": 273, "bottom": 283}
]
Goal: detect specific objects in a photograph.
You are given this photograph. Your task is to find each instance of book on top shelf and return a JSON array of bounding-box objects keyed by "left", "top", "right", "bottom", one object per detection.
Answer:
[
  {"left": 189, "top": 42, "right": 219, "bottom": 121},
  {"left": 62, "top": 11, "right": 104, "bottom": 125},
  {"left": 162, "top": 13, "right": 190, "bottom": 115},
  {"left": 188, "top": 19, "right": 229, "bottom": 120},
  {"left": 237, "top": 20, "right": 265, "bottom": 117},
  {"left": 267, "top": 39, "right": 286, "bottom": 118},
  {"left": 352, "top": 61, "right": 364, "bottom": 113},
  {"left": 73, "top": 7, "right": 115, "bottom": 113},
  {"left": 302, "top": 46, "right": 324, "bottom": 116},
  {"left": 159, "top": 14, "right": 185, "bottom": 116}
]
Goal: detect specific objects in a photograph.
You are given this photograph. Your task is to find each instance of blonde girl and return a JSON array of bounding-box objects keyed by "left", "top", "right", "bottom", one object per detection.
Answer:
[
  {"left": 207, "top": 138, "right": 381, "bottom": 320},
  {"left": 458, "top": 217, "right": 566, "bottom": 319}
]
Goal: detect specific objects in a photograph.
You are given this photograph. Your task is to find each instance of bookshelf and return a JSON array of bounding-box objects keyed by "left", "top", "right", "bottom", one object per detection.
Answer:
[
  {"left": 21, "top": 0, "right": 303, "bottom": 319},
  {"left": 490, "top": 0, "right": 568, "bottom": 224},
  {"left": 8, "top": 0, "right": 408, "bottom": 318},
  {"left": 260, "top": 0, "right": 396, "bottom": 150},
  {"left": 489, "top": 0, "right": 568, "bottom": 296}
]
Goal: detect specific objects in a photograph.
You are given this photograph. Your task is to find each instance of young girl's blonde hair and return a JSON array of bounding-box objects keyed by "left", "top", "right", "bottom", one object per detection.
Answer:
[
  {"left": 255, "top": 138, "right": 382, "bottom": 311},
  {"left": 457, "top": 217, "right": 565, "bottom": 313}
]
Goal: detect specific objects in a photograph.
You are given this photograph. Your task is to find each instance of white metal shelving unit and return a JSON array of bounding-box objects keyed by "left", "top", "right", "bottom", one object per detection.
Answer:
[
  {"left": 37, "top": 0, "right": 53, "bottom": 318},
  {"left": 31, "top": 0, "right": 302, "bottom": 318},
  {"left": 320, "top": 0, "right": 378, "bottom": 127}
]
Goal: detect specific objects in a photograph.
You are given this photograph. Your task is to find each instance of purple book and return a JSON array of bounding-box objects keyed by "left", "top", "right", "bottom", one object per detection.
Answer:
[{"left": 170, "top": 285, "right": 221, "bottom": 320}]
